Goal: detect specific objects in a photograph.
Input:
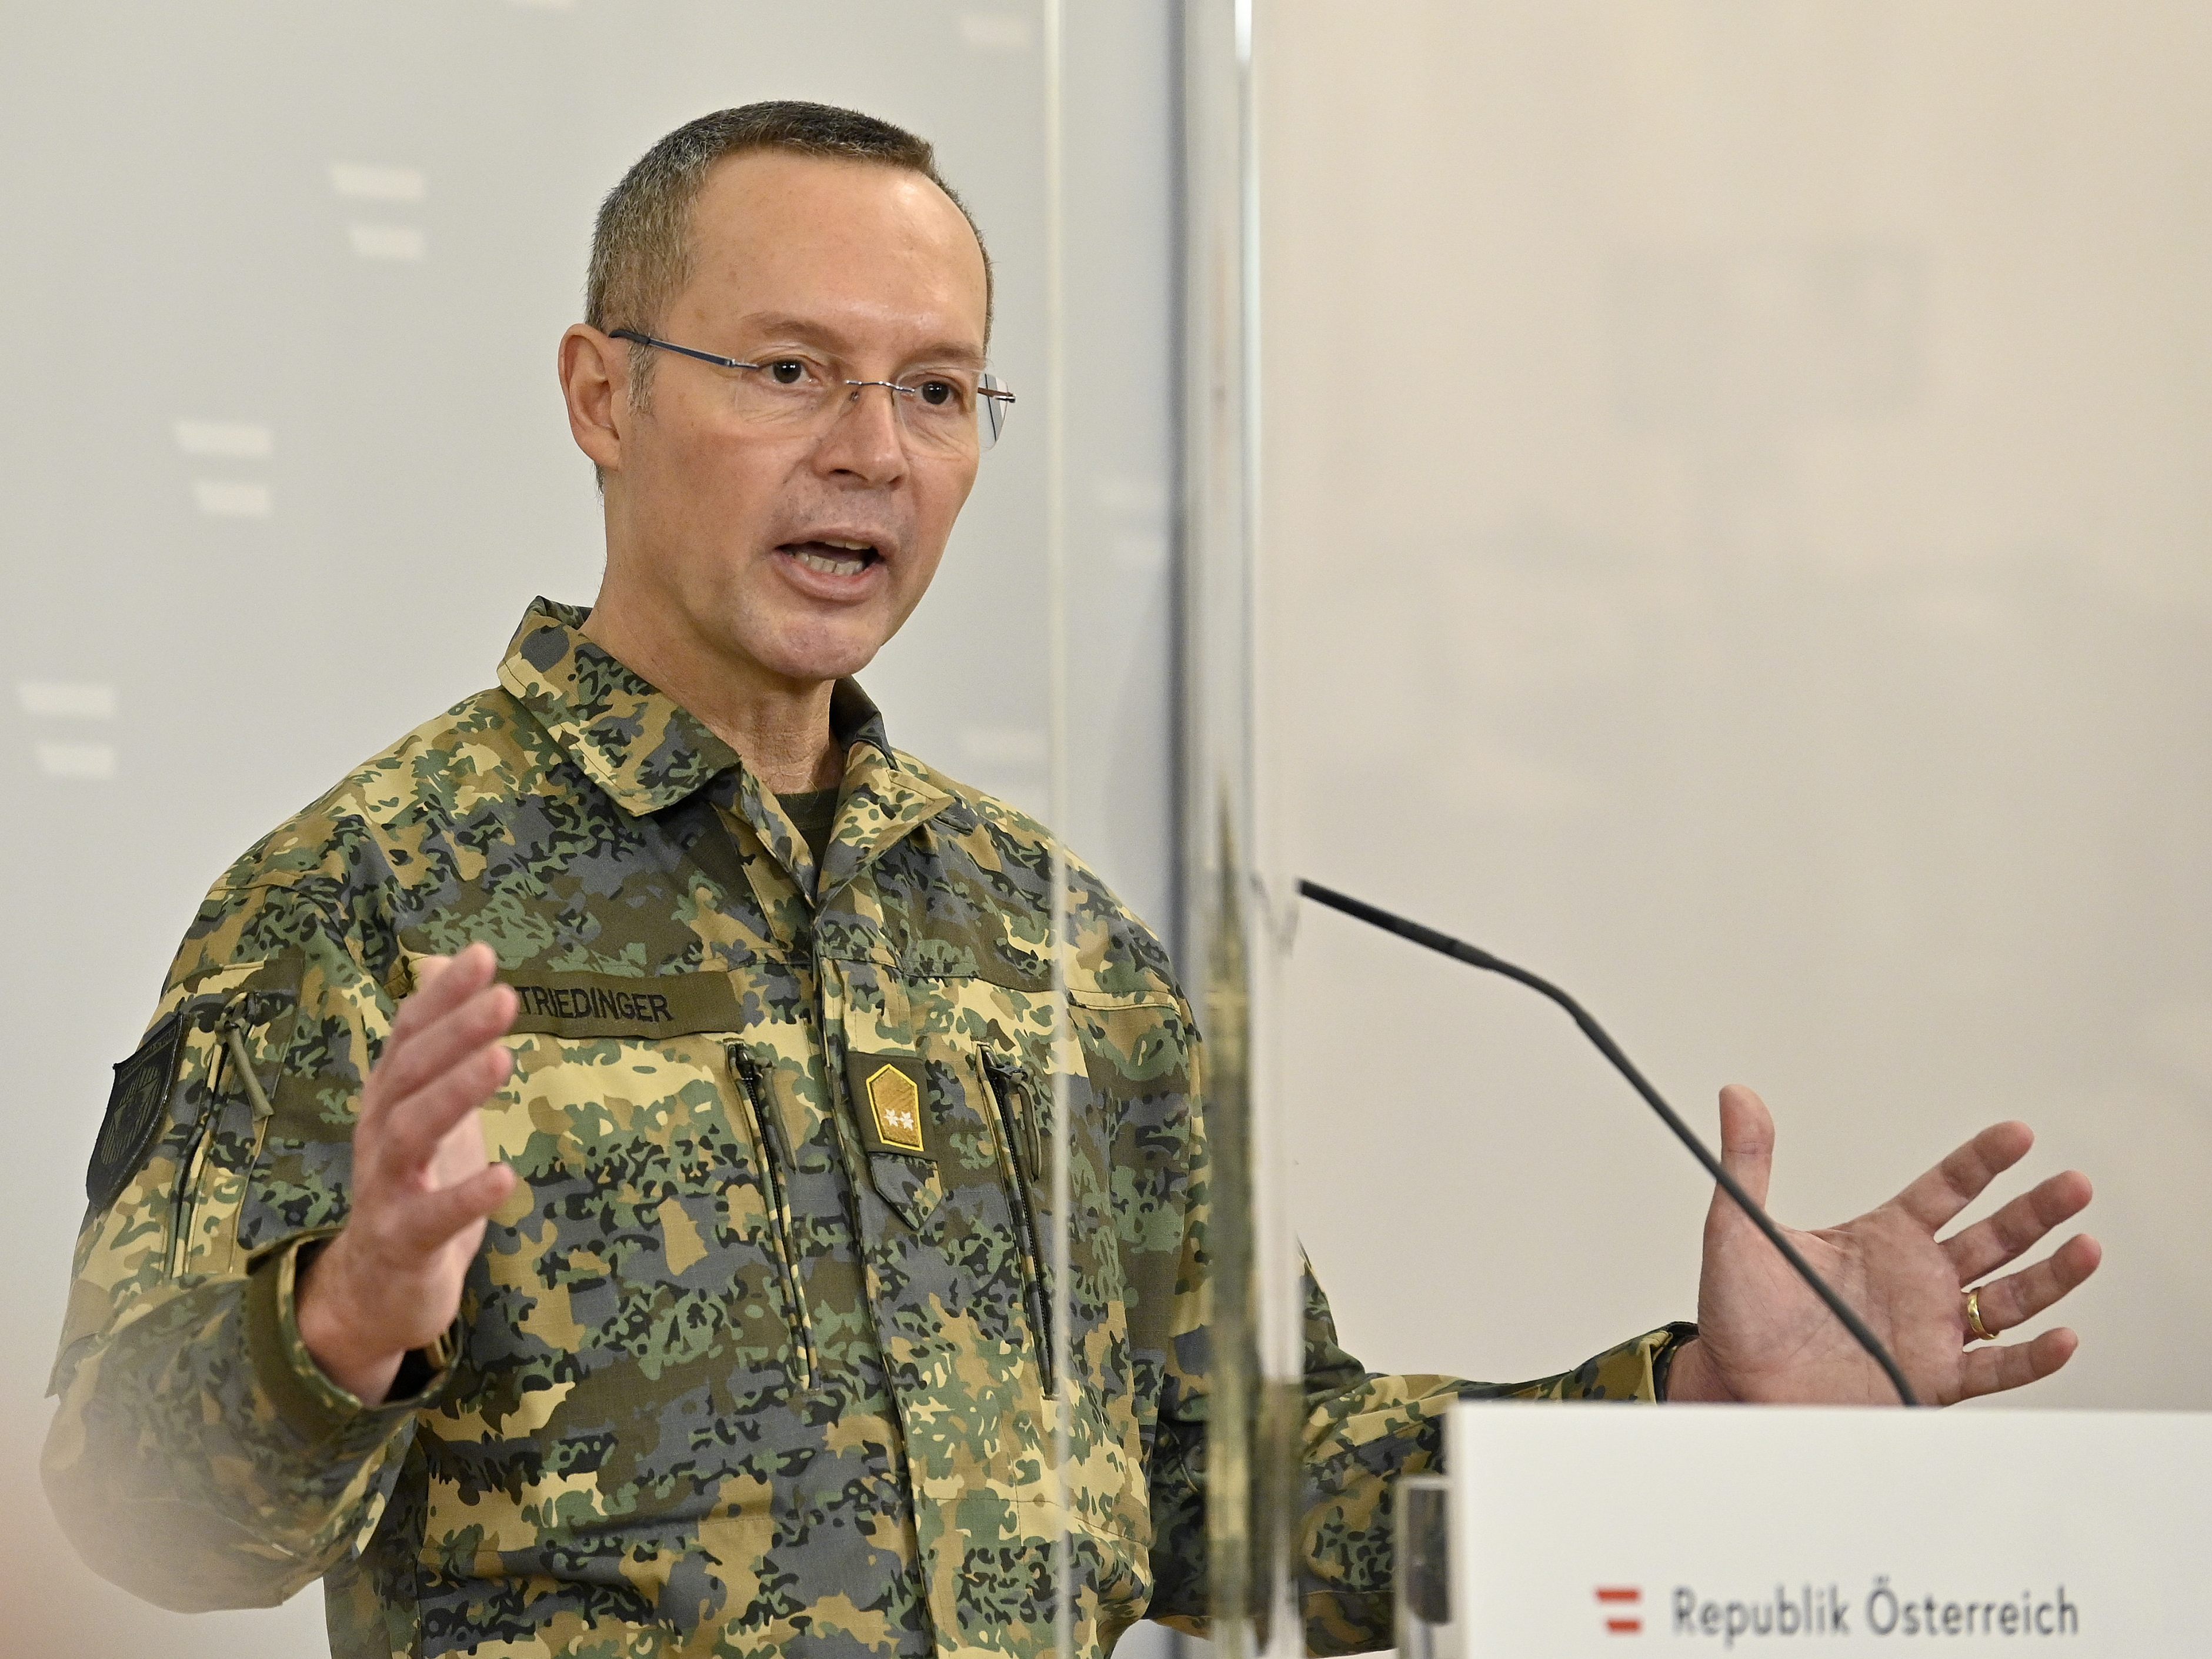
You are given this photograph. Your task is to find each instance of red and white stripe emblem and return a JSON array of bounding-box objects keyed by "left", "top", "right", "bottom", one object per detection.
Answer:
[{"left": 1596, "top": 1585, "right": 1643, "bottom": 1635}]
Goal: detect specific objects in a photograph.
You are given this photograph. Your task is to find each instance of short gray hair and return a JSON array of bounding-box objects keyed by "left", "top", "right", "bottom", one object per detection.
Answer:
[{"left": 587, "top": 101, "right": 992, "bottom": 401}]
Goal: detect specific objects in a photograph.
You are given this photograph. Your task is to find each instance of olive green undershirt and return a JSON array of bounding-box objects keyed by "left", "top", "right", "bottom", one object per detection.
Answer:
[{"left": 778, "top": 786, "right": 840, "bottom": 883}]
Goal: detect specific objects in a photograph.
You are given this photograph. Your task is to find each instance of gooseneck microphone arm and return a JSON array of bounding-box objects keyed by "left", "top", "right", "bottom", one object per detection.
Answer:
[{"left": 1296, "top": 879, "right": 1920, "bottom": 1408}]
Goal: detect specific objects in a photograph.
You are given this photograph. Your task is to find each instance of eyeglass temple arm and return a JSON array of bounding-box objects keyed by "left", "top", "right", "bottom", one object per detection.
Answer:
[
  {"left": 615, "top": 328, "right": 1013, "bottom": 407},
  {"left": 609, "top": 330, "right": 756, "bottom": 372}
]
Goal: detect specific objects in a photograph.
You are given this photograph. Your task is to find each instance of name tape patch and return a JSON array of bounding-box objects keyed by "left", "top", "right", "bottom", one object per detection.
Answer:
[
  {"left": 503, "top": 971, "right": 743, "bottom": 1039},
  {"left": 89, "top": 1010, "right": 188, "bottom": 1210}
]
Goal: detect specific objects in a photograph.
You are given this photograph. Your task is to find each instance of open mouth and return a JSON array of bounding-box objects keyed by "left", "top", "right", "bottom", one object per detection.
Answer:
[{"left": 779, "top": 538, "right": 882, "bottom": 578}]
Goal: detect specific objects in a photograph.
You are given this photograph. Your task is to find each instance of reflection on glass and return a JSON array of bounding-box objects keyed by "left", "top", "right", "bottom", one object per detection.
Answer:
[
  {"left": 1042, "top": 5, "right": 1076, "bottom": 1654},
  {"left": 1182, "top": 3, "right": 1307, "bottom": 1657}
]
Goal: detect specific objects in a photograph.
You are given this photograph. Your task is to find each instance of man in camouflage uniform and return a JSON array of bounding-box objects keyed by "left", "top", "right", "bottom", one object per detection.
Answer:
[{"left": 43, "top": 103, "right": 2101, "bottom": 1659}]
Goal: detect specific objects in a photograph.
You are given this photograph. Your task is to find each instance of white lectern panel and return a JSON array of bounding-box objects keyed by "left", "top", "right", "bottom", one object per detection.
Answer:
[{"left": 1446, "top": 1403, "right": 2208, "bottom": 1654}]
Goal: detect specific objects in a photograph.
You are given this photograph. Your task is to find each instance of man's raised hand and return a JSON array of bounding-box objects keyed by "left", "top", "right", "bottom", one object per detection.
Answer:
[
  {"left": 1665, "top": 1085, "right": 2102, "bottom": 1406},
  {"left": 295, "top": 942, "right": 519, "bottom": 1404}
]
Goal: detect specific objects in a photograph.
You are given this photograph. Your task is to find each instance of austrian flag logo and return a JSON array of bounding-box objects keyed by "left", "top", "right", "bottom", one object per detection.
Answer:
[{"left": 1597, "top": 1586, "right": 1643, "bottom": 1635}]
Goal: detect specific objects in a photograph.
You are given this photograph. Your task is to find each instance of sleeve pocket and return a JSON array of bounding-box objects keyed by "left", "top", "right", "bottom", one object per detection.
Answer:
[{"left": 173, "top": 954, "right": 305, "bottom": 1284}]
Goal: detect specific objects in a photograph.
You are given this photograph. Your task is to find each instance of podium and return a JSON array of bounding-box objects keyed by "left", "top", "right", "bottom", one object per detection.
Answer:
[{"left": 1396, "top": 1403, "right": 2211, "bottom": 1655}]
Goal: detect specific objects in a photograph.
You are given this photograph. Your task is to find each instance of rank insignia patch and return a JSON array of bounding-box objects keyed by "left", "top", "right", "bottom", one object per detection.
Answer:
[
  {"left": 88, "top": 1011, "right": 186, "bottom": 1210},
  {"left": 849, "top": 1052, "right": 932, "bottom": 1159}
]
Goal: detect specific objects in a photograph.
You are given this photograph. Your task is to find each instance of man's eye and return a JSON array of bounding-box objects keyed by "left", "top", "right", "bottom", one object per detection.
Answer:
[
  {"left": 766, "top": 360, "right": 809, "bottom": 387},
  {"left": 916, "top": 379, "right": 962, "bottom": 408}
]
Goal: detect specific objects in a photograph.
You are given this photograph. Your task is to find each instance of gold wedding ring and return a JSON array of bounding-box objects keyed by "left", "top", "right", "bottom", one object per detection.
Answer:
[{"left": 1964, "top": 1287, "right": 1998, "bottom": 1344}]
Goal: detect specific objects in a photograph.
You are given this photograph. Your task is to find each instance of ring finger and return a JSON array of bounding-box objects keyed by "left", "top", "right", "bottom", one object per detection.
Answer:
[{"left": 1963, "top": 1233, "right": 2103, "bottom": 1343}]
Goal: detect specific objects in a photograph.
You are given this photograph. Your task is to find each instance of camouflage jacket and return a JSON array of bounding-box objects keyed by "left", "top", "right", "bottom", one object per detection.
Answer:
[{"left": 44, "top": 599, "right": 1690, "bottom": 1659}]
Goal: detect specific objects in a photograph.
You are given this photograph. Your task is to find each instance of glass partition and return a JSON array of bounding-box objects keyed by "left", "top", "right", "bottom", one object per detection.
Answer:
[
  {"left": 5, "top": 6, "right": 1189, "bottom": 1657},
  {"left": 1178, "top": 5, "right": 1310, "bottom": 1659}
]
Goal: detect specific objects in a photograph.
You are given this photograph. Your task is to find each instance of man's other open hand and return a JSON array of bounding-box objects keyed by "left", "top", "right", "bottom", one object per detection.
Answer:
[{"left": 1666, "top": 1086, "right": 2102, "bottom": 1406}]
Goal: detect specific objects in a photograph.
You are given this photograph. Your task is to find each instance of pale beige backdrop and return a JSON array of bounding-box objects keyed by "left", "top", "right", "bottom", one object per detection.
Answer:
[
  {"left": 1266, "top": 2, "right": 2211, "bottom": 1408},
  {"left": 1, "top": 5, "right": 1182, "bottom": 1657}
]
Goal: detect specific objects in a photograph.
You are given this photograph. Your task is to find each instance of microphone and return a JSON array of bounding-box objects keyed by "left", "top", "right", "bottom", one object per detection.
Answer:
[{"left": 1297, "top": 878, "right": 1920, "bottom": 1408}]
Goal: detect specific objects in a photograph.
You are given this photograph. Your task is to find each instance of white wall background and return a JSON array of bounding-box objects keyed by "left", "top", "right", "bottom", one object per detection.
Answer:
[
  {"left": 1267, "top": 2, "right": 2211, "bottom": 1411},
  {"left": 0, "top": 5, "right": 1180, "bottom": 1655},
  {"left": 22, "top": 3, "right": 2206, "bottom": 1652}
]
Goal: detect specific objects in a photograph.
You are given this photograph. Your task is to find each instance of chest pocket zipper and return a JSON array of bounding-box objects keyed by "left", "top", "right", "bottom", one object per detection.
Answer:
[
  {"left": 166, "top": 1050, "right": 222, "bottom": 1282},
  {"left": 729, "top": 1046, "right": 818, "bottom": 1390},
  {"left": 983, "top": 1056, "right": 1054, "bottom": 1394}
]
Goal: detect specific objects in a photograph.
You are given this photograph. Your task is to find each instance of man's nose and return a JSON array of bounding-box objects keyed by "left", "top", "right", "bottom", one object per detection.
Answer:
[{"left": 812, "top": 382, "right": 910, "bottom": 483}]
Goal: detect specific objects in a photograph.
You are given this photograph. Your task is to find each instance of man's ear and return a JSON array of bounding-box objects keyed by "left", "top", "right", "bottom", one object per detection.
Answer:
[{"left": 559, "top": 325, "right": 629, "bottom": 474}]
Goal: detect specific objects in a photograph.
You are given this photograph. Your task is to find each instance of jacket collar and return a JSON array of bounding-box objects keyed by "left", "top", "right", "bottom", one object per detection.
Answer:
[
  {"left": 496, "top": 598, "right": 949, "bottom": 901},
  {"left": 497, "top": 598, "right": 745, "bottom": 814}
]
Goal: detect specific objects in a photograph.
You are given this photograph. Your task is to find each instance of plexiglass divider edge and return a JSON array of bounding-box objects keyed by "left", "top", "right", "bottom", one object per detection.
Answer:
[{"left": 1179, "top": 5, "right": 1306, "bottom": 1657}]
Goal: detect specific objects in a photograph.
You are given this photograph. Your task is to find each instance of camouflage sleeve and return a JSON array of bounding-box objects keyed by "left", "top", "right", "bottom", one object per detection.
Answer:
[
  {"left": 40, "top": 874, "right": 458, "bottom": 1612},
  {"left": 1142, "top": 1029, "right": 1696, "bottom": 1653},
  {"left": 1296, "top": 1271, "right": 1697, "bottom": 1655}
]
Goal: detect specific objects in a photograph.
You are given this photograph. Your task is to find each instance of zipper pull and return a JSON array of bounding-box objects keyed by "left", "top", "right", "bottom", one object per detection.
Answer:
[
  {"left": 222, "top": 1017, "right": 275, "bottom": 1120},
  {"left": 729, "top": 1044, "right": 794, "bottom": 1170},
  {"left": 1013, "top": 1062, "right": 1047, "bottom": 1189},
  {"left": 986, "top": 1054, "right": 1050, "bottom": 1198},
  {"left": 981, "top": 1054, "right": 1019, "bottom": 1170},
  {"left": 1030, "top": 1085, "right": 1047, "bottom": 1189}
]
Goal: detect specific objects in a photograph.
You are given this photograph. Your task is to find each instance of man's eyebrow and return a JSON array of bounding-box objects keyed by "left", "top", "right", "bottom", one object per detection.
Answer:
[
  {"left": 730, "top": 313, "right": 987, "bottom": 370},
  {"left": 906, "top": 341, "right": 988, "bottom": 370}
]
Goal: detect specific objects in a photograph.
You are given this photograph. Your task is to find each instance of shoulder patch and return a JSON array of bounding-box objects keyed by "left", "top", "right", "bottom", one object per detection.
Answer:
[{"left": 88, "top": 1012, "right": 187, "bottom": 1210}]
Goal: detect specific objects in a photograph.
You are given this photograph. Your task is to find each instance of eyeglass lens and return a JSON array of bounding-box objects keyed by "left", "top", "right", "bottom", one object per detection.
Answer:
[{"left": 733, "top": 359, "right": 1009, "bottom": 454}]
